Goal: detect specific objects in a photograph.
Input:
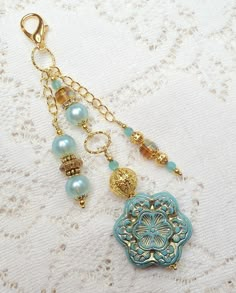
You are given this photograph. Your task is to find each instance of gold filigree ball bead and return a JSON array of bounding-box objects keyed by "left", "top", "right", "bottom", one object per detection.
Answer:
[
  {"left": 110, "top": 168, "right": 137, "bottom": 199},
  {"left": 55, "top": 87, "right": 75, "bottom": 106},
  {"left": 140, "top": 139, "right": 158, "bottom": 159},
  {"left": 60, "top": 155, "right": 83, "bottom": 177},
  {"left": 156, "top": 152, "right": 168, "bottom": 165},
  {"left": 130, "top": 131, "right": 144, "bottom": 145}
]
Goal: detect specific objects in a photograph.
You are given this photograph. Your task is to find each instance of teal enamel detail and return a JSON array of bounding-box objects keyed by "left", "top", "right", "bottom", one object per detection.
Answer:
[
  {"left": 113, "top": 192, "right": 192, "bottom": 268},
  {"left": 51, "top": 79, "right": 62, "bottom": 90},
  {"left": 65, "top": 175, "right": 90, "bottom": 199},
  {"left": 166, "top": 161, "right": 176, "bottom": 172},
  {"left": 124, "top": 127, "right": 134, "bottom": 137},
  {"left": 66, "top": 103, "right": 88, "bottom": 126},
  {"left": 109, "top": 160, "right": 119, "bottom": 171},
  {"left": 52, "top": 134, "right": 76, "bottom": 158},
  {"left": 133, "top": 211, "right": 173, "bottom": 251}
]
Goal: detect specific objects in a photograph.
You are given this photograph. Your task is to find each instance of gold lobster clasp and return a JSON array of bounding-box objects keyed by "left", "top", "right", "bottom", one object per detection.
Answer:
[{"left": 20, "top": 13, "right": 48, "bottom": 49}]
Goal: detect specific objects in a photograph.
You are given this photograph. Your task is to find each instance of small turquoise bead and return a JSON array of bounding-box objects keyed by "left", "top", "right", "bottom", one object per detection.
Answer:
[
  {"left": 167, "top": 161, "right": 177, "bottom": 172},
  {"left": 52, "top": 134, "right": 76, "bottom": 158},
  {"left": 65, "top": 175, "right": 90, "bottom": 199},
  {"left": 51, "top": 79, "right": 62, "bottom": 90},
  {"left": 109, "top": 160, "right": 119, "bottom": 171},
  {"left": 66, "top": 103, "right": 88, "bottom": 126},
  {"left": 124, "top": 127, "right": 134, "bottom": 137}
]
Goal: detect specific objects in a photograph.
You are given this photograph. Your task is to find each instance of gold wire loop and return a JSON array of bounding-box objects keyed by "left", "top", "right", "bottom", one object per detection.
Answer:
[
  {"left": 84, "top": 131, "right": 111, "bottom": 154},
  {"left": 31, "top": 47, "right": 56, "bottom": 72},
  {"left": 20, "top": 13, "right": 48, "bottom": 49}
]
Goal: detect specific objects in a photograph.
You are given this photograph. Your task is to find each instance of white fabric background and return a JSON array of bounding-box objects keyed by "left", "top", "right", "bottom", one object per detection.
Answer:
[{"left": 0, "top": 0, "right": 236, "bottom": 292}]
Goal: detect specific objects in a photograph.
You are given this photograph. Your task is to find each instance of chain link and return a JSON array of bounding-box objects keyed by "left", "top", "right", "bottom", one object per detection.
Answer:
[
  {"left": 41, "top": 71, "right": 63, "bottom": 135},
  {"left": 61, "top": 75, "right": 125, "bottom": 126}
]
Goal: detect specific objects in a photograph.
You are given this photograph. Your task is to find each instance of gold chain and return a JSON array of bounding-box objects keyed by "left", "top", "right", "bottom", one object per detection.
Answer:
[
  {"left": 41, "top": 70, "right": 63, "bottom": 135},
  {"left": 20, "top": 12, "right": 183, "bottom": 177},
  {"left": 60, "top": 76, "right": 126, "bottom": 128}
]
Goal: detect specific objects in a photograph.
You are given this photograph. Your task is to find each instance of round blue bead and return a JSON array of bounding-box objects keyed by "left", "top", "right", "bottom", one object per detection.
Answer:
[
  {"left": 124, "top": 127, "right": 134, "bottom": 137},
  {"left": 167, "top": 161, "right": 177, "bottom": 172},
  {"left": 51, "top": 79, "right": 62, "bottom": 90},
  {"left": 65, "top": 175, "right": 90, "bottom": 198},
  {"left": 66, "top": 103, "right": 88, "bottom": 126},
  {"left": 109, "top": 160, "right": 119, "bottom": 171},
  {"left": 52, "top": 134, "right": 76, "bottom": 158}
]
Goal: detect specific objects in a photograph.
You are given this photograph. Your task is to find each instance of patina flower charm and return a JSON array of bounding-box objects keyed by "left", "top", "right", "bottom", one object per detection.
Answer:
[{"left": 114, "top": 192, "right": 192, "bottom": 268}]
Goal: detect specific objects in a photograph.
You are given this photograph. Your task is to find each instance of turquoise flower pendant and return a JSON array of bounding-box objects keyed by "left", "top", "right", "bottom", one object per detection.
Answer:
[{"left": 114, "top": 192, "right": 192, "bottom": 268}]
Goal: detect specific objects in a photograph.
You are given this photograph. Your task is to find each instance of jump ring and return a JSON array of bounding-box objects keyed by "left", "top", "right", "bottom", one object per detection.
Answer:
[
  {"left": 31, "top": 47, "right": 56, "bottom": 72},
  {"left": 84, "top": 131, "right": 111, "bottom": 154}
]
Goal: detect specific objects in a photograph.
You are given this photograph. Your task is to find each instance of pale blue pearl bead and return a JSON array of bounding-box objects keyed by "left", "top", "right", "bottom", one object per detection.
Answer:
[
  {"left": 52, "top": 134, "right": 76, "bottom": 158},
  {"left": 65, "top": 175, "right": 90, "bottom": 198},
  {"left": 66, "top": 103, "right": 88, "bottom": 126}
]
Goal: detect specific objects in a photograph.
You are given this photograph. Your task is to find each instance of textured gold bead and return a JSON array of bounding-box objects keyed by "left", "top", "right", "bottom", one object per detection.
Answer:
[
  {"left": 156, "top": 152, "right": 168, "bottom": 165},
  {"left": 140, "top": 139, "right": 158, "bottom": 159},
  {"left": 110, "top": 168, "right": 137, "bottom": 198},
  {"left": 130, "top": 131, "right": 144, "bottom": 145},
  {"left": 60, "top": 156, "right": 83, "bottom": 176},
  {"left": 55, "top": 87, "right": 75, "bottom": 105}
]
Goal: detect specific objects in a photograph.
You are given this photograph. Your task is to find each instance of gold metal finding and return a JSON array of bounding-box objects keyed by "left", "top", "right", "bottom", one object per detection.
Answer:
[
  {"left": 130, "top": 131, "right": 144, "bottom": 145},
  {"left": 60, "top": 155, "right": 83, "bottom": 177},
  {"left": 84, "top": 131, "right": 111, "bottom": 155},
  {"left": 169, "top": 263, "right": 177, "bottom": 270},
  {"left": 110, "top": 168, "right": 137, "bottom": 198},
  {"left": 41, "top": 71, "right": 63, "bottom": 135},
  {"left": 156, "top": 152, "right": 168, "bottom": 165},
  {"left": 20, "top": 13, "right": 48, "bottom": 49},
  {"left": 75, "top": 196, "right": 86, "bottom": 208},
  {"left": 174, "top": 168, "right": 182, "bottom": 177}
]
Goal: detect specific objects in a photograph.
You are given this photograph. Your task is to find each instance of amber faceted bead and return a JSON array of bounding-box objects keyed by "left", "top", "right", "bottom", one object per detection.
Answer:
[
  {"left": 55, "top": 87, "right": 75, "bottom": 105},
  {"left": 139, "top": 139, "right": 158, "bottom": 159}
]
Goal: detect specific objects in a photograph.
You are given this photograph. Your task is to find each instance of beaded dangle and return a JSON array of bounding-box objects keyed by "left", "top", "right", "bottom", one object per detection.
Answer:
[
  {"left": 20, "top": 13, "right": 192, "bottom": 268},
  {"left": 20, "top": 14, "right": 90, "bottom": 207}
]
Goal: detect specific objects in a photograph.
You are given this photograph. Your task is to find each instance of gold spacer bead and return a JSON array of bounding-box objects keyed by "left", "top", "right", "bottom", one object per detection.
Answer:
[
  {"left": 81, "top": 122, "right": 91, "bottom": 133},
  {"left": 56, "top": 129, "right": 63, "bottom": 136},
  {"left": 169, "top": 263, "right": 177, "bottom": 270},
  {"left": 156, "top": 152, "right": 168, "bottom": 165},
  {"left": 79, "top": 198, "right": 86, "bottom": 208},
  {"left": 174, "top": 168, "right": 182, "bottom": 177},
  {"left": 104, "top": 151, "right": 113, "bottom": 162},
  {"left": 130, "top": 131, "right": 144, "bottom": 145}
]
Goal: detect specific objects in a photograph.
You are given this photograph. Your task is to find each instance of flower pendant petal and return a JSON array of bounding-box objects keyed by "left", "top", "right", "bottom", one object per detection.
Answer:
[{"left": 113, "top": 192, "right": 192, "bottom": 268}]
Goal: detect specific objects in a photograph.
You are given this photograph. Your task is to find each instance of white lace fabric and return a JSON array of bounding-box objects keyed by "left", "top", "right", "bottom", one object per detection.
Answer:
[{"left": 0, "top": 0, "right": 236, "bottom": 292}]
